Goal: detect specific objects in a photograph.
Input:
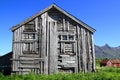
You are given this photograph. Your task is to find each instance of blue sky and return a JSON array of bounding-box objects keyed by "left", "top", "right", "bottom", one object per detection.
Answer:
[{"left": 0, "top": 0, "right": 120, "bottom": 55}]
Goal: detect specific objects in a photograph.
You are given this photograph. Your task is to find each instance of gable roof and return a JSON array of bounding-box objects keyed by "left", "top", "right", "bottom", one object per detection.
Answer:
[{"left": 11, "top": 4, "right": 96, "bottom": 32}]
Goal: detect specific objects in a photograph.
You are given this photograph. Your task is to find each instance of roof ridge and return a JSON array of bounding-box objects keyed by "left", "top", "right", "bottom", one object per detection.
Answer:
[{"left": 11, "top": 4, "right": 96, "bottom": 32}]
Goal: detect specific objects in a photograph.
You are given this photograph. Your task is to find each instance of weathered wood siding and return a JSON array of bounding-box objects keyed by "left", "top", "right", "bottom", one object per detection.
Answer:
[{"left": 12, "top": 6, "right": 95, "bottom": 74}]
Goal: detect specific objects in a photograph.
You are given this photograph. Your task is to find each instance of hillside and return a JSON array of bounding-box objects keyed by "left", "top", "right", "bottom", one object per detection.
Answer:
[{"left": 95, "top": 44, "right": 120, "bottom": 59}]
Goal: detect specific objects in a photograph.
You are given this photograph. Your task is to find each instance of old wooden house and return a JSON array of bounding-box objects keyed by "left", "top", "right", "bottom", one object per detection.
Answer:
[
  {"left": 11, "top": 4, "right": 96, "bottom": 74},
  {"left": 100, "top": 59, "right": 120, "bottom": 67}
]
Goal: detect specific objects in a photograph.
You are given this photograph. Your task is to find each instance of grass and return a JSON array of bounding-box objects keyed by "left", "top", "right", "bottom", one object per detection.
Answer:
[
  {"left": 0, "top": 67, "right": 120, "bottom": 80},
  {"left": 0, "top": 59, "right": 120, "bottom": 80}
]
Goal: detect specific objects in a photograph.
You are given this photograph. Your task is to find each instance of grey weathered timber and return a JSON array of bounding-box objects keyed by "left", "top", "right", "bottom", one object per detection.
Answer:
[
  {"left": 49, "top": 21, "right": 58, "bottom": 74},
  {"left": 76, "top": 25, "right": 82, "bottom": 72},
  {"left": 11, "top": 4, "right": 96, "bottom": 74},
  {"left": 41, "top": 13, "right": 47, "bottom": 74},
  {"left": 81, "top": 28, "right": 87, "bottom": 72},
  {"left": 86, "top": 31, "right": 92, "bottom": 71},
  {"left": 91, "top": 34, "right": 96, "bottom": 71},
  {"left": 45, "top": 12, "right": 49, "bottom": 74}
]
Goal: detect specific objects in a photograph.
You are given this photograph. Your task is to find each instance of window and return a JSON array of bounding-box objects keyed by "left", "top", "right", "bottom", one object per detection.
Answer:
[
  {"left": 23, "top": 42, "right": 37, "bottom": 53},
  {"left": 63, "top": 35, "right": 67, "bottom": 40},
  {"left": 69, "top": 35, "right": 74, "bottom": 40},
  {"left": 29, "top": 34, "right": 35, "bottom": 39},
  {"left": 24, "top": 34, "right": 36, "bottom": 39},
  {"left": 61, "top": 35, "right": 74, "bottom": 40}
]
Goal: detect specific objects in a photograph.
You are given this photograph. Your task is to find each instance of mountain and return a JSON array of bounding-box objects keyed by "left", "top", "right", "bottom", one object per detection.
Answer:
[{"left": 95, "top": 44, "right": 120, "bottom": 59}]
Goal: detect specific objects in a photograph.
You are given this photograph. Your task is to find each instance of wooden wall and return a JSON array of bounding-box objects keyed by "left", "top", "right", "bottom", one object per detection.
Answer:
[{"left": 12, "top": 9, "right": 95, "bottom": 74}]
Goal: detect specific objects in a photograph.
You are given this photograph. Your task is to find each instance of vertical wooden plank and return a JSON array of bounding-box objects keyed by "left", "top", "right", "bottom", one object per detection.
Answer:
[
  {"left": 48, "top": 21, "right": 50, "bottom": 74},
  {"left": 85, "top": 30, "right": 88, "bottom": 71},
  {"left": 49, "top": 21, "right": 58, "bottom": 74},
  {"left": 45, "top": 12, "right": 49, "bottom": 74},
  {"left": 13, "top": 30, "right": 17, "bottom": 71},
  {"left": 63, "top": 18, "right": 65, "bottom": 31},
  {"left": 81, "top": 28, "right": 87, "bottom": 72},
  {"left": 41, "top": 13, "right": 46, "bottom": 58},
  {"left": 38, "top": 17, "right": 42, "bottom": 58},
  {"left": 86, "top": 31, "right": 93, "bottom": 71},
  {"left": 12, "top": 30, "right": 15, "bottom": 73},
  {"left": 41, "top": 13, "right": 48, "bottom": 74},
  {"left": 67, "top": 21, "right": 69, "bottom": 31},
  {"left": 35, "top": 17, "right": 39, "bottom": 54},
  {"left": 49, "top": 21, "right": 52, "bottom": 74},
  {"left": 12, "top": 43, "right": 16, "bottom": 72},
  {"left": 75, "top": 41, "right": 78, "bottom": 73},
  {"left": 80, "top": 27, "right": 83, "bottom": 72},
  {"left": 76, "top": 25, "right": 82, "bottom": 72},
  {"left": 91, "top": 33, "right": 96, "bottom": 71},
  {"left": 17, "top": 29, "right": 19, "bottom": 41},
  {"left": 20, "top": 27, "right": 22, "bottom": 56},
  {"left": 35, "top": 17, "right": 38, "bottom": 33},
  {"left": 60, "top": 36, "right": 64, "bottom": 54},
  {"left": 55, "top": 21, "right": 58, "bottom": 73},
  {"left": 38, "top": 17, "right": 42, "bottom": 74},
  {"left": 35, "top": 18, "right": 38, "bottom": 31},
  {"left": 86, "top": 31, "right": 89, "bottom": 71},
  {"left": 21, "top": 26, "right": 24, "bottom": 55},
  {"left": 16, "top": 29, "right": 20, "bottom": 73},
  {"left": 15, "top": 43, "right": 18, "bottom": 72}
]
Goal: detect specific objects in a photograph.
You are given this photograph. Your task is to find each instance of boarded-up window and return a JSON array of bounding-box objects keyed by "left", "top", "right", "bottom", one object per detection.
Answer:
[
  {"left": 24, "top": 21, "right": 36, "bottom": 32},
  {"left": 23, "top": 42, "right": 37, "bottom": 53},
  {"left": 65, "top": 43, "right": 73, "bottom": 52}
]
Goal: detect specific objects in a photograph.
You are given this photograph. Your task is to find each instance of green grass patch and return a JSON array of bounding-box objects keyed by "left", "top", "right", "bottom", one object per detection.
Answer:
[{"left": 0, "top": 65, "right": 120, "bottom": 80}]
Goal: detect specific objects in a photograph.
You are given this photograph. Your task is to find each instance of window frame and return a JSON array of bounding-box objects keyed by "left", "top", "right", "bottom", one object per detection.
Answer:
[
  {"left": 60, "top": 35, "right": 75, "bottom": 41},
  {"left": 24, "top": 33, "right": 36, "bottom": 39}
]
